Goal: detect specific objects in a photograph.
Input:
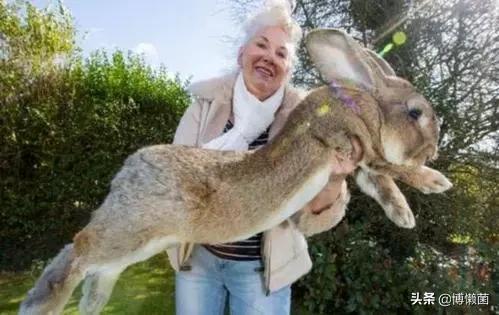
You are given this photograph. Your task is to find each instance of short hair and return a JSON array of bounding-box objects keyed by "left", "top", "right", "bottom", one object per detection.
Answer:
[{"left": 241, "top": 0, "right": 302, "bottom": 69}]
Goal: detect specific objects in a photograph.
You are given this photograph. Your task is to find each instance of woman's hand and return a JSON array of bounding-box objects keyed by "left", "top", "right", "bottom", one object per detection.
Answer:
[
  {"left": 329, "top": 136, "right": 363, "bottom": 175},
  {"left": 309, "top": 137, "right": 363, "bottom": 214},
  {"left": 308, "top": 175, "right": 346, "bottom": 214}
]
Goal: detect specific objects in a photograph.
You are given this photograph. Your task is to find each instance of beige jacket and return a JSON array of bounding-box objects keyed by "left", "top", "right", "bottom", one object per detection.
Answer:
[{"left": 166, "top": 72, "right": 349, "bottom": 293}]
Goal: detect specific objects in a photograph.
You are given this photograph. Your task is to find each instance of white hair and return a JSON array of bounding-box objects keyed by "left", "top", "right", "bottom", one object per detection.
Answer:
[{"left": 241, "top": 0, "right": 302, "bottom": 68}]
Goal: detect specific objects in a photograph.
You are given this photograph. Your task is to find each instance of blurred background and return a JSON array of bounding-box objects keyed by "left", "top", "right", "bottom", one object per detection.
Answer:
[{"left": 0, "top": 0, "right": 497, "bottom": 314}]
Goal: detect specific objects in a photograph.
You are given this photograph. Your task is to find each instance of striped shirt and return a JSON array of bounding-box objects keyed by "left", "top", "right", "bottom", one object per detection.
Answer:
[{"left": 203, "top": 119, "right": 270, "bottom": 260}]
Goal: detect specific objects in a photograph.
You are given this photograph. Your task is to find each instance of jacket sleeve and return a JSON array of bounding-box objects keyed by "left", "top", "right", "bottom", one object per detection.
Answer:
[
  {"left": 166, "top": 97, "right": 204, "bottom": 271},
  {"left": 172, "top": 96, "right": 203, "bottom": 146},
  {"left": 291, "top": 180, "right": 351, "bottom": 237}
]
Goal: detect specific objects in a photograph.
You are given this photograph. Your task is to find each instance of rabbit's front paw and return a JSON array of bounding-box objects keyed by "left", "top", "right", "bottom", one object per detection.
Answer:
[
  {"left": 416, "top": 167, "right": 453, "bottom": 194},
  {"left": 356, "top": 170, "right": 416, "bottom": 229},
  {"left": 386, "top": 204, "right": 416, "bottom": 229}
]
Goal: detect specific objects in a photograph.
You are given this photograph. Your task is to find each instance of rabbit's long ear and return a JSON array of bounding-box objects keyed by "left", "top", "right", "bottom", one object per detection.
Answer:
[
  {"left": 363, "top": 49, "right": 396, "bottom": 77},
  {"left": 305, "top": 29, "right": 376, "bottom": 90},
  {"left": 355, "top": 169, "right": 416, "bottom": 229}
]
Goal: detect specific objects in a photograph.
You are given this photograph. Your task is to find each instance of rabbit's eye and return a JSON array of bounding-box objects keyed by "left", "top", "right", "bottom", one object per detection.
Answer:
[{"left": 408, "top": 108, "right": 422, "bottom": 120}]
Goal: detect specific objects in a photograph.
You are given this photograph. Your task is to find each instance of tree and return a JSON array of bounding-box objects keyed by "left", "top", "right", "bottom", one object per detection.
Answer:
[
  {"left": 230, "top": 0, "right": 497, "bottom": 313},
  {"left": 0, "top": 0, "right": 77, "bottom": 105}
]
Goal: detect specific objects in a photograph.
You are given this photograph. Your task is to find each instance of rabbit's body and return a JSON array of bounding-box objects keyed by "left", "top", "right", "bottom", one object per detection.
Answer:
[
  {"left": 20, "top": 29, "right": 452, "bottom": 315},
  {"left": 81, "top": 139, "right": 332, "bottom": 249}
]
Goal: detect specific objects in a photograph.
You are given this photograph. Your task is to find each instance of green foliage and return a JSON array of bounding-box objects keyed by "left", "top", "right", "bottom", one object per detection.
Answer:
[
  {"left": 0, "top": 1, "right": 189, "bottom": 270},
  {"left": 295, "top": 222, "right": 495, "bottom": 314},
  {"left": 0, "top": 0, "right": 76, "bottom": 102}
]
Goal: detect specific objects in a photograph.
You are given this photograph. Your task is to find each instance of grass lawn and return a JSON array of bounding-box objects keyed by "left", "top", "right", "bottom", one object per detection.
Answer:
[
  {"left": 0, "top": 253, "right": 175, "bottom": 315},
  {"left": 1, "top": 253, "right": 309, "bottom": 315}
]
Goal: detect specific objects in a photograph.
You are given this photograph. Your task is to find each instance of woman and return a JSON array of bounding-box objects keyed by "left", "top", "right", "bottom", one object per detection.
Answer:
[{"left": 167, "top": 3, "right": 361, "bottom": 315}]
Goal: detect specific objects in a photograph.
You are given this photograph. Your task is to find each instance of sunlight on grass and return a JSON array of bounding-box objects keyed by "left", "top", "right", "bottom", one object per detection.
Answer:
[
  {"left": 0, "top": 253, "right": 175, "bottom": 315},
  {"left": 8, "top": 297, "right": 24, "bottom": 304},
  {"left": 1, "top": 252, "right": 311, "bottom": 315}
]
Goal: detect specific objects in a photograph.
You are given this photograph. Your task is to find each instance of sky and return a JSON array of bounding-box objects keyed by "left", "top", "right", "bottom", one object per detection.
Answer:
[{"left": 31, "top": 0, "right": 245, "bottom": 81}]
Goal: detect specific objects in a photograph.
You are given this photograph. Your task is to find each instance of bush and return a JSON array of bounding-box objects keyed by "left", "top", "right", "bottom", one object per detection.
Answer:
[
  {"left": 294, "top": 219, "right": 496, "bottom": 314},
  {"left": 0, "top": 49, "right": 189, "bottom": 270}
]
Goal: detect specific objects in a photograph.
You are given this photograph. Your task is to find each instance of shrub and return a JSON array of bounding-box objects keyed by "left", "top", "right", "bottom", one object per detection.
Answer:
[
  {"left": 0, "top": 49, "right": 189, "bottom": 270},
  {"left": 294, "top": 220, "right": 496, "bottom": 314}
]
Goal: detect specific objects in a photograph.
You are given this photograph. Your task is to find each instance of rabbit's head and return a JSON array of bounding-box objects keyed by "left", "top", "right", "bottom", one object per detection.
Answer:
[
  {"left": 306, "top": 29, "right": 440, "bottom": 168},
  {"left": 305, "top": 29, "right": 452, "bottom": 228}
]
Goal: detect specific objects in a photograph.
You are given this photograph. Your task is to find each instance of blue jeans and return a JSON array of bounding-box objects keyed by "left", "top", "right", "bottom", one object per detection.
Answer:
[{"left": 175, "top": 245, "right": 291, "bottom": 315}]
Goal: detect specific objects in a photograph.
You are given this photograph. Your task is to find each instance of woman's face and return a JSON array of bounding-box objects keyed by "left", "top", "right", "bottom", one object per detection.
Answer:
[{"left": 239, "top": 25, "right": 292, "bottom": 101}]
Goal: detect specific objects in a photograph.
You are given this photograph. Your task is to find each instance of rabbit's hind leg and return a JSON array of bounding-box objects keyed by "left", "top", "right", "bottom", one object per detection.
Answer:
[
  {"left": 79, "top": 267, "right": 124, "bottom": 315},
  {"left": 78, "top": 234, "right": 179, "bottom": 315}
]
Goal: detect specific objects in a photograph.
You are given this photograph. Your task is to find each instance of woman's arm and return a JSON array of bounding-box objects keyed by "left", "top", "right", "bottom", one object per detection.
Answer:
[
  {"left": 291, "top": 137, "right": 363, "bottom": 237},
  {"left": 291, "top": 177, "right": 350, "bottom": 237}
]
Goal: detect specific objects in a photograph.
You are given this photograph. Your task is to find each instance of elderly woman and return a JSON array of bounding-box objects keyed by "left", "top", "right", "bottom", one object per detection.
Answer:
[{"left": 168, "top": 2, "right": 361, "bottom": 315}]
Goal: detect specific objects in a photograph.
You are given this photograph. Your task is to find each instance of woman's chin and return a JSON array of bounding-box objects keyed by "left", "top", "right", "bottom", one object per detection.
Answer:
[{"left": 255, "top": 81, "right": 276, "bottom": 94}]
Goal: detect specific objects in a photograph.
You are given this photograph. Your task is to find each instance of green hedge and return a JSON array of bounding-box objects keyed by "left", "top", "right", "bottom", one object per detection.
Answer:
[
  {"left": 0, "top": 50, "right": 189, "bottom": 270},
  {"left": 293, "top": 187, "right": 497, "bottom": 314}
]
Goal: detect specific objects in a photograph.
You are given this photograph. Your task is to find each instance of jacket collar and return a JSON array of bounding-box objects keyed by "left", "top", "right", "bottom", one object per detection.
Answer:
[{"left": 188, "top": 71, "right": 306, "bottom": 144}]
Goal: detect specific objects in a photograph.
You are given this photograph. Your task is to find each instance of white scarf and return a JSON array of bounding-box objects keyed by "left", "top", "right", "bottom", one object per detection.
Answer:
[{"left": 202, "top": 72, "right": 285, "bottom": 151}]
